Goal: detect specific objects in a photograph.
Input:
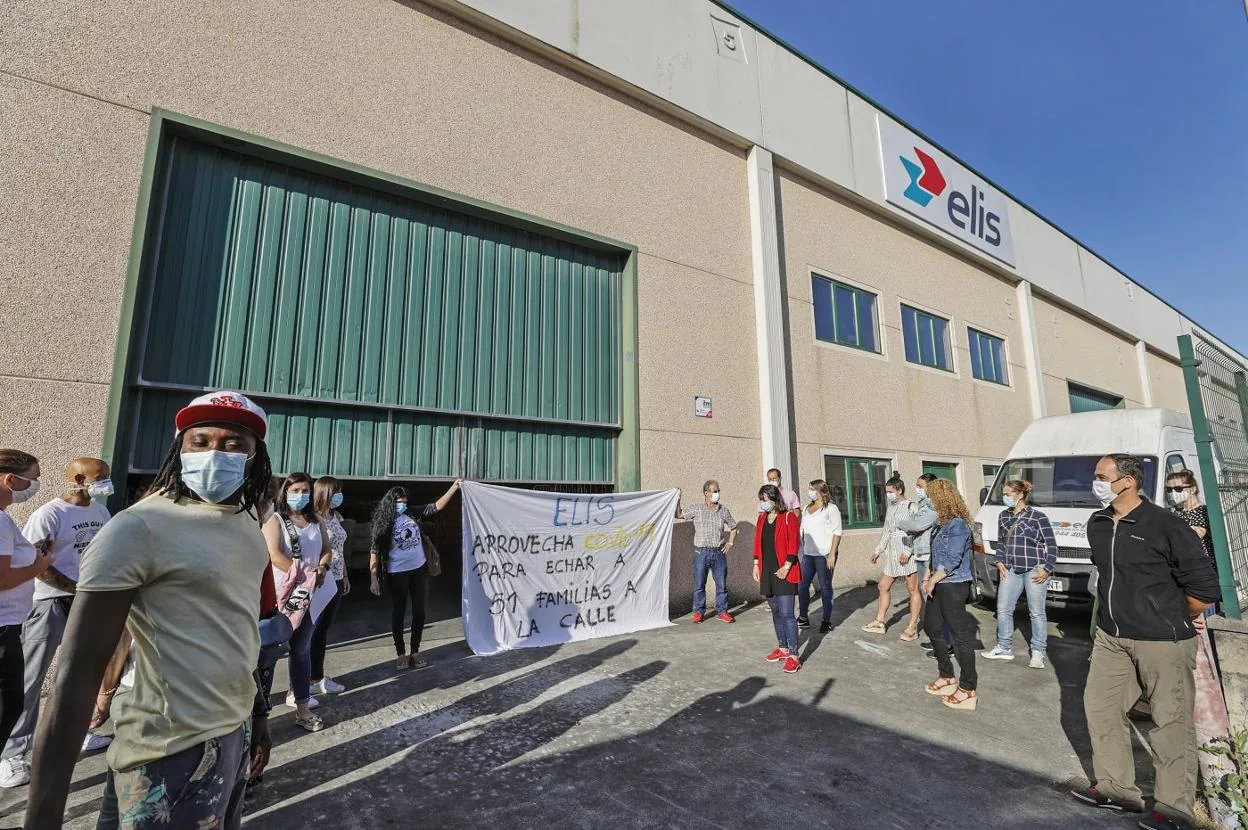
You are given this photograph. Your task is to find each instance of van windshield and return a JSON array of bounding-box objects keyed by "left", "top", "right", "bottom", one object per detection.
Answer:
[{"left": 987, "top": 456, "right": 1158, "bottom": 508}]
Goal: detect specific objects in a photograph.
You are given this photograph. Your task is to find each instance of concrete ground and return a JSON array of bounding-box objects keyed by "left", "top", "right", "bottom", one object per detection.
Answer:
[{"left": 1, "top": 585, "right": 1161, "bottom": 829}]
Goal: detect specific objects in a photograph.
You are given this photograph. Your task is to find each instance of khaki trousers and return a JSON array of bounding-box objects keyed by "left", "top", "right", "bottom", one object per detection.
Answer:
[{"left": 1083, "top": 629, "right": 1198, "bottom": 820}]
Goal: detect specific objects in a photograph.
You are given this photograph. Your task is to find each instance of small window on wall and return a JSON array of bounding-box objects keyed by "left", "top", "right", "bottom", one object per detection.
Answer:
[
  {"left": 982, "top": 463, "right": 1002, "bottom": 481},
  {"left": 922, "top": 461, "right": 959, "bottom": 483},
  {"left": 901, "top": 305, "right": 952, "bottom": 371},
  {"left": 968, "top": 328, "right": 1008, "bottom": 385},
  {"left": 811, "top": 274, "right": 880, "bottom": 353},
  {"left": 1068, "top": 382, "right": 1124, "bottom": 413},
  {"left": 824, "top": 455, "right": 891, "bottom": 528}
]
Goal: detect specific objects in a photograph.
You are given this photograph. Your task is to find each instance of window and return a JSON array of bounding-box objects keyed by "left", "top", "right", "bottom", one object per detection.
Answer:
[
  {"left": 987, "top": 456, "right": 1158, "bottom": 509},
  {"left": 1165, "top": 453, "right": 1188, "bottom": 475},
  {"left": 901, "top": 305, "right": 952, "bottom": 371},
  {"left": 824, "top": 455, "right": 891, "bottom": 528},
  {"left": 812, "top": 274, "right": 880, "bottom": 353},
  {"left": 922, "top": 461, "right": 959, "bottom": 483},
  {"left": 968, "top": 328, "right": 1008, "bottom": 385},
  {"left": 982, "top": 463, "right": 1001, "bottom": 482},
  {"left": 1068, "top": 382, "right": 1124, "bottom": 413}
]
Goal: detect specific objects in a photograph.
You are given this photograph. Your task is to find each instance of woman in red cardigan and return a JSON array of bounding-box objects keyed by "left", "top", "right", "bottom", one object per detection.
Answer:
[{"left": 754, "top": 483, "right": 803, "bottom": 673}]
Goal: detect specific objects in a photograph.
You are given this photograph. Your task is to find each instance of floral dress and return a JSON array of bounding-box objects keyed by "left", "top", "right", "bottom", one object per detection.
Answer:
[{"left": 874, "top": 499, "right": 917, "bottom": 577}]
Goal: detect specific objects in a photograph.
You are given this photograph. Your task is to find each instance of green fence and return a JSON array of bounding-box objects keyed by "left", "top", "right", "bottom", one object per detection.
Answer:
[{"left": 1179, "top": 333, "right": 1248, "bottom": 618}]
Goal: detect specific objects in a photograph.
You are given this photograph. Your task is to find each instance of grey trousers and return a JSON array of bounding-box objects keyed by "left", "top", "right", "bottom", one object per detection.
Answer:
[
  {"left": 1083, "top": 629, "right": 1198, "bottom": 820},
  {"left": 1, "top": 597, "right": 69, "bottom": 761}
]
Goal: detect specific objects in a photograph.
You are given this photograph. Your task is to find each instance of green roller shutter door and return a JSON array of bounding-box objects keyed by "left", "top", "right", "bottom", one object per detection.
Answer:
[{"left": 126, "top": 135, "right": 623, "bottom": 483}]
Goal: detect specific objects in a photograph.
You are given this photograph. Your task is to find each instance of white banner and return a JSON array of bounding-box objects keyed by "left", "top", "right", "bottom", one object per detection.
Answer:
[{"left": 460, "top": 481, "right": 679, "bottom": 656}]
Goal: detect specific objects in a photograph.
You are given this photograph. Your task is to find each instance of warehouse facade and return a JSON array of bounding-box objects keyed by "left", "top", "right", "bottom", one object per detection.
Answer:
[{"left": 1, "top": 0, "right": 1242, "bottom": 589}]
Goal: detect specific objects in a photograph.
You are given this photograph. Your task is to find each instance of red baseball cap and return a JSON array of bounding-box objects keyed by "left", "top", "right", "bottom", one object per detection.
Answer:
[{"left": 174, "top": 391, "right": 268, "bottom": 440}]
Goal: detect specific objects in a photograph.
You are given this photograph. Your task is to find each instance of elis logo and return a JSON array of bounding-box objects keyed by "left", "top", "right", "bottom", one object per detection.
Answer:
[{"left": 899, "top": 146, "right": 1003, "bottom": 248}]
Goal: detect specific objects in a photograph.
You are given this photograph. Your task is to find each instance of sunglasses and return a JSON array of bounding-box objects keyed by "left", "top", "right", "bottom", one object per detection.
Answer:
[{"left": 1164, "top": 486, "right": 1190, "bottom": 493}]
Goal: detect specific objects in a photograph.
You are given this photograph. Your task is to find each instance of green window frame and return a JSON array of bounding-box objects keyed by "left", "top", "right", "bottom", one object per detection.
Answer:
[
  {"left": 968, "top": 328, "right": 1008, "bottom": 385},
  {"left": 1068, "top": 381, "right": 1124, "bottom": 413},
  {"left": 811, "top": 274, "right": 880, "bottom": 353},
  {"left": 901, "top": 305, "right": 952, "bottom": 371},
  {"left": 824, "top": 454, "right": 891, "bottom": 529},
  {"left": 922, "top": 461, "right": 959, "bottom": 483}
]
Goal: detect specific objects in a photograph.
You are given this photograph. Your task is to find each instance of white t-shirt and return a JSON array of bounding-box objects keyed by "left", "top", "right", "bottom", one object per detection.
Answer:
[
  {"left": 388, "top": 514, "right": 426, "bottom": 574},
  {"left": 270, "top": 516, "right": 324, "bottom": 587},
  {"left": 0, "top": 512, "right": 37, "bottom": 626},
  {"left": 800, "top": 503, "right": 843, "bottom": 558},
  {"left": 23, "top": 498, "right": 111, "bottom": 600}
]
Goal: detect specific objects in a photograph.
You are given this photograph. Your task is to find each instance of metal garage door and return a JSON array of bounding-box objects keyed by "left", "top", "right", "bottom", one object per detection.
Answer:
[{"left": 118, "top": 132, "right": 625, "bottom": 484}]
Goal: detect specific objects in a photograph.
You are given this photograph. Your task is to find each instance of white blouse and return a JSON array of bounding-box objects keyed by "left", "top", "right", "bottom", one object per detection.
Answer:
[{"left": 799, "top": 503, "right": 843, "bottom": 557}]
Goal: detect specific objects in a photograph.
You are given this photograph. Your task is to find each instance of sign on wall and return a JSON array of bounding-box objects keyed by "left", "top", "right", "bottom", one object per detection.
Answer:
[
  {"left": 694, "top": 396, "right": 713, "bottom": 418},
  {"left": 460, "top": 481, "right": 679, "bottom": 655},
  {"left": 878, "top": 116, "right": 1016, "bottom": 266}
]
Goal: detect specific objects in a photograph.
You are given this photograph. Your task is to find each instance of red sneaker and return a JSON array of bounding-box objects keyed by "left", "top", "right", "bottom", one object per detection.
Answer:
[
  {"left": 717, "top": 612, "right": 734, "bottom": 623},
  {"left": 782, "top": 655, "right": 802, "bottom": 673},
  {"left": 691, "top": 612, "right": 704, "bottom": 623},
  {"left": 764, "top": 648, "right": 787, "bottom": 663}
]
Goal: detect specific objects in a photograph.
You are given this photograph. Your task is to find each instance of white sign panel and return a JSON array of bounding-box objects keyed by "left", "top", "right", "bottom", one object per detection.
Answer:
[
  {"left": 878, "top": 116, "right": 1015, "bottom": 266},
  {"left": 694, "top": 396, "right": 713, "bottom": 418},
  {"left": 460, "top": 481, "right": 679, "bottom": 655}
]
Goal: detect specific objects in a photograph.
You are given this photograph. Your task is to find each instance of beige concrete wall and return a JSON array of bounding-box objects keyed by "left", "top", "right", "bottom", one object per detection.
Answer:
[
  {"left": 0, "top": 0, "right": 758, "bottom": 511},
  {"left": 1148, "top": 351, "right": 1190, "bottom": 413},
  {"left": 777, "top": 169, "right": 1031, "bottom": 587},
  {"left": 1031, "top": 294, "right": 1145, "bottom": 415}
]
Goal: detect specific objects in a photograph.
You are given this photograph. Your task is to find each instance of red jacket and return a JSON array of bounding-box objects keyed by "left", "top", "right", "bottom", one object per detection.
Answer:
[{"left": 754, "top": 510, "right": 802, "bottom": 583}]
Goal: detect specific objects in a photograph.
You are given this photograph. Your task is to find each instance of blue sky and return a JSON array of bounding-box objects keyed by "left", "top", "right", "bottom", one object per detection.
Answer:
[{"left": 724, "top": 0, "right": 1248, "bottom": 354}]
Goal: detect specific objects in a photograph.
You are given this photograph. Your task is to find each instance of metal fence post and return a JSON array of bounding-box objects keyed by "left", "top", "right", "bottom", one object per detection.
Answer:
[{"left": 1179, "top": 334, "right": 1241, "bottom": 618}]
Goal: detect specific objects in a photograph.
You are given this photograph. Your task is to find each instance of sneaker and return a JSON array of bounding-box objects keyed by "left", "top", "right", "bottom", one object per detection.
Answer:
[
  {"left": 312, "top": 677, "right": 346, "bottom": 695},
  {"left": 81, "top": 731, "right": 113, "bottom": 753},
  {"left": 285, "top": 692, "right": 319, "bottom": 709},
  {"left": 819, "top": 620, "right": 832, "bottom": 634},
  {"left": 796, "top": 616, "right": 810, "bottom": 629},
  {"left": 1028, "top": 654, "right": 1045, "bottom": 670},
  {"left": 981, "top": 645, "right": 1015, "bottom": 661},
  {"left": 1138, "top": 811, "right": 1188, "bottom": 830},
  {"left": 716, "top": 612, "right": 734, "bottom": 624},
  {"left": 691, "top": 612, "right": 705, "bottom": 624},
  {"left": 764, "top": 648, "right": 787, "bottom": 663},
  {"left": 0, "top": 757, "right": 29, "bottom": 788},
  {"left": 1068, "top": 786, "right": 1143, "bottom": 813},
  {"left": 782, "top": 655, "right": 801, "bottom": 673}
]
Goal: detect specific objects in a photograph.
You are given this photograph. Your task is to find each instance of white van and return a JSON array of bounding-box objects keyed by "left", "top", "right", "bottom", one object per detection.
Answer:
[{"left": 973, "top": 408, "right": 1204, "bottom": 607}]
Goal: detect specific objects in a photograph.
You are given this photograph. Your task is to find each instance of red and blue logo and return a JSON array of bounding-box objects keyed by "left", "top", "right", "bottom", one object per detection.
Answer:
[{"left": 899, "top": 147, "right": 946, "bottom": 207}]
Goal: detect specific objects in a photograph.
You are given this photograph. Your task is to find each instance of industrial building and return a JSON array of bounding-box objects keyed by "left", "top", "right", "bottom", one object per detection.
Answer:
[{"left": 3, "top": 0, "right": 1243, "bottom": 592}]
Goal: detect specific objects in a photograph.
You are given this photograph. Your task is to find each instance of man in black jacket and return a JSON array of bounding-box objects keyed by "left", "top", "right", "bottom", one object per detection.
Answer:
[{"left": 1070, "top": 454, "right": 1219, "bottom": 830}]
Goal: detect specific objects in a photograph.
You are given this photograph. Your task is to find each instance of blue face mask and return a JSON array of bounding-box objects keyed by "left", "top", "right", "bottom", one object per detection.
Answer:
[
  {"left": 180, "top": 451, "right": 248, "bottom": 504},
  {"left": 1003, "top": 495, "right": 1017, "bottom": 508},
  {"left": 395, "top": 502, "right": 408, "bottom": 515},
  {"left": 330, "top": 492, "right": 344, "bottom": 509},
  {"left": 758, "top": 501, "right": 774, "bottom": 513},
  {"left": 287, "top": 493, "right": 311, "bottom": 512}
]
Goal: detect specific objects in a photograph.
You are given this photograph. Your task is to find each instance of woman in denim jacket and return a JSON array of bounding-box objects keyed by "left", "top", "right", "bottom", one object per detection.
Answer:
[{"left": 921, "top": 478, "right": 980, "bottom": 711}]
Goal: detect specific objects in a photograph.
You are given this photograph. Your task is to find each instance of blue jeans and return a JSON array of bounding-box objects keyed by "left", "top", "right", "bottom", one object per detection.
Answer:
[
  {"left": 288, "top": 614, "right": 315, "bottom": 703},
  {"left": 996, "top": 566, "right": 1048, "bottom": 654},
  {"left": 798, "top": 554, "right": 834, "bottom": 622},
  {"left": 768, "top": 594, "right": 799, "bottom": 651},
  {"left": 693, "top": 547, "right": 728, "bottom": 615}
]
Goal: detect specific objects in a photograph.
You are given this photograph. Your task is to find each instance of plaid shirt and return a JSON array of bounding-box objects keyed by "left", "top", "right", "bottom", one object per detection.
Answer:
[
  {"left": 996, "top": 506, "right": 1058, "bottom": 572},
  {"left": 681, "top": 501, "right": 738, "bottom": 548}
]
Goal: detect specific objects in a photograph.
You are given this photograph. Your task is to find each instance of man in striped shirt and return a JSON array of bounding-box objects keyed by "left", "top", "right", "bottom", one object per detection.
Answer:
[{"left": 676, "top": 480, "right": 738, "bottom": 623}]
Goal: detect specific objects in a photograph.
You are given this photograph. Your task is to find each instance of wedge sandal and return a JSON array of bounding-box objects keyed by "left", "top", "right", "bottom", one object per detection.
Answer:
[
  {"left": 942, "top": 689, "right": 977, "bottom": 711},
  {"left": 861, "top": 619, "right": 886, "bottom": 634},
  {"left": 925, "top": 677, "right": 958, "bottom": 696}
]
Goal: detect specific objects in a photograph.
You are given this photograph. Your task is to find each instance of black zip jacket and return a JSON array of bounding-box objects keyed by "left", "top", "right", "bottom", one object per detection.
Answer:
[{"left": 1088, "top": 500, "right": 1220, "bottom": 641}]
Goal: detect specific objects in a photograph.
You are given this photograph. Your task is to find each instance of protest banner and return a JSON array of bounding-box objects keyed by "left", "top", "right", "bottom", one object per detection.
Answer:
[{"left": 461, "top": 481, "right": 679, "bottom": 655}]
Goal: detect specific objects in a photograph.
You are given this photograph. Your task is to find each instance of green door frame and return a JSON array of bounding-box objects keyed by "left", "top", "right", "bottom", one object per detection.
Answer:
[{"left": 101, "top": 109, "right": 641, "bottom": 494}]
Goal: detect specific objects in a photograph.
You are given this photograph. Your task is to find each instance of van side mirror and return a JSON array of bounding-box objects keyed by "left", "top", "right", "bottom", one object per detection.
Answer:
[{"left": 979, "top": 487, "right": 989, "bottom": 506}]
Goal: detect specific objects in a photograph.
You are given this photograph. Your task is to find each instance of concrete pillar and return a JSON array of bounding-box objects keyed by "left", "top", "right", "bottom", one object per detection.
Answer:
[
  {"left": 1136, "top": 340, "right": 1155, "bottom": 406},
  {"left": 746, "top": 146, "right": 794, "bottom": 484},
  {"left": 1015, "top": 281, "right": 1047, "bottom": 419}
]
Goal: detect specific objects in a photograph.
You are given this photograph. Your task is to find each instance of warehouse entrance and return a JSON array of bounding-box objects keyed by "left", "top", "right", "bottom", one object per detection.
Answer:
[{"left": 109, "top": 118, "right": 634, "bottom": 621}]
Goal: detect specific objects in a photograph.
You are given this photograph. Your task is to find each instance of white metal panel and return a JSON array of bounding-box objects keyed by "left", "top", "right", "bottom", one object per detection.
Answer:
[
  {"left": 847, "top": 91, "right": 885, "bottom": 203},
  {"left": 754, "top": 37, "right": 854, "bottom": 190},
  {"left": 1079, "top": 249, "right": 1138, "bottom": 339},
  {"left": 1010, "top": 208, "right": 1084, "bottom": 305},
  {"left": 575, "top": 0, "right": 764, "bottom": 145},
  {"left": 451, "top": 0, "right": 579, "bottom": 53},
  {"left": 1132, "top": 290, "right": 1185, "bottom": 360}
]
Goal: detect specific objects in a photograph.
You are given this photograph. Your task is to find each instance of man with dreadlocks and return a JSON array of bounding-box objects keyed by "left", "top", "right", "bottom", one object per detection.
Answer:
[{"left": 25, "top": 391, "right": 274, "bottom": 830}]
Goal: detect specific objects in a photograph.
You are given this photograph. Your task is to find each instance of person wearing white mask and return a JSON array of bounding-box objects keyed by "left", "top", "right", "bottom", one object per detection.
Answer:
[
  {"left": 1166, "top": 469, "right": 1215, "bottom": 563},
  {"left": 309, "top": 475, "right": 350, "bottom": 696},
  {"left": 262, "top": 472, "right": 332, "bottom": 730},
  {"left": 0, "top": 457, "right": 113, "bottom": 788},
  {"left": 0, "top": 450, "right": 54, "bottom": 783},
  {"left": 863, "top": 473, "right": 921, "bottom": 640},
  {"left": 796, "top": 479, "right": 841, "bottom": 633},
  {"left": 28, "top": 391, "right": 275, "bottom": 830},
  {"left": 765, "top": 468, "right": 802, "bottom": 511},
  {"left": 675, "top": 480, "right": 739, "bottom": 624}
]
